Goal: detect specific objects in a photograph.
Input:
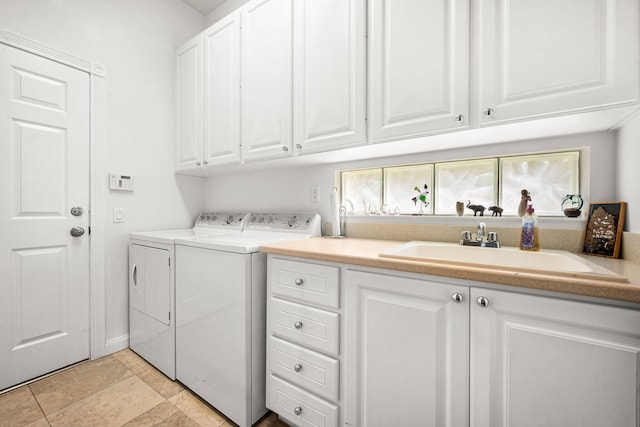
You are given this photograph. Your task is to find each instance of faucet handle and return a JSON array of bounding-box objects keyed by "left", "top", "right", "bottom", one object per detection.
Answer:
[
  {"left": 487, "top": 231, "right": 498, "bottom": 243},
  {"left": 462, "top": 231, "right": 472, "bottom": 241}
]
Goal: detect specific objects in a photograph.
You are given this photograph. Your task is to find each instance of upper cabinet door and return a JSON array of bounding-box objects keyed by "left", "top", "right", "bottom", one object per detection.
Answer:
[
  {"left": 241, "top": 0, "right": 293, "bottom": 161},
  {"left": 369, "top": 0, "right": 469, "bottom": 143},
  {"left": 293, "top": 0, "right": 366, "bottom": 154},
  {"left": 476, "top": 0, "right": 639, "bottom": 125},
  {"left": 203, "top": 11, "right": 241, "bottom": 166},
  {"left": 175, "top": 34, "right": 203, "bottom": 170}
]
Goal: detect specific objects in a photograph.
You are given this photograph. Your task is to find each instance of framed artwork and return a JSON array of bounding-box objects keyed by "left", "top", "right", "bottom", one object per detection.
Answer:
[{"left": 583, "top": 202, "right": 626, "bottom": 258}]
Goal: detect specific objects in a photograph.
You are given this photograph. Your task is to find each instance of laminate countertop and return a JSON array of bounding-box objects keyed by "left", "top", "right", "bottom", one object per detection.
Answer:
[{"left": 260, "top": 237, "right": 640, "bottom": 304}]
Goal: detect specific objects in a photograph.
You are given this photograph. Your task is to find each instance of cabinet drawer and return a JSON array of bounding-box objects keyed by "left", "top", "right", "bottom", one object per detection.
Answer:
[
  {"left": 269, "top": 375, "right": 338, "bottom": 427},
  {"left": 270, "top": 336, "right": 339, "bottom": 402},
  {"left": 271, "top": 298, "right": 339, "bottom": 356},
  {"left": 271, "top": 258, "right": 340, "bottom": 308}
]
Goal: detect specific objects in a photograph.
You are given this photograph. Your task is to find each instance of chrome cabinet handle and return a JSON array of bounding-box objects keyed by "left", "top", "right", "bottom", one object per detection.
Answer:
[
  {"left": 484, "top": 108, "right": 494, "bottom": 117},
  {"left": 70, "top": 226, "right": 85, "bottom": 237},
  {"left": 294, "top": 321, "right": 303, "bottom": 330},
  {"left": 294, "top": 406, "right": 302, "bottom": 416},
  {"left": 451, "top": 293, "right": 464, "bottom": 303},
  {"left": 282, "top": 146, "right": 289, "bottom": 152},
  {"left": 294, "top": 363, "right": 302, "bottom": 372},
  {"left": 455, "top": 114, "right": 464, "bottom": 122},
  {"left": 476, "top": 296, "right": 490, "bottom": 307},
  {"left": 294, "top": 278, "right": 304, "bottom": 286},
  {"left": 296, "top": 144, "right": 302, "bottom": 149}
]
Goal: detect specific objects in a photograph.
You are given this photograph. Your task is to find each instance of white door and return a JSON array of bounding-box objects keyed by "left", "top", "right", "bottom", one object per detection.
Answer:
[
  {"left": 476, "top": 0, "right": 639, "bottom": 125},
  {"left": 175, "top": 34, "right": 203, "bottom": 171},
  {"left": 344, "top": 270, "right": 469, "bottom": 427},
  {"left": 470, "top": 288, "right": 640, "bottom": 427},
  {"left": 241, "top": 0, "right": 293, "bottom": 161},
  {"left": 293, "top": 0, "right": 366, "bottom": 154},
  {"left": 369, "top": 0, "right": 469, "bottom": 142},
  {"left": 0, "top": 45, "right": 90, "bottom": 390},
  {"left": 203, "top": 11, "right": 241, "bottom": 166}
]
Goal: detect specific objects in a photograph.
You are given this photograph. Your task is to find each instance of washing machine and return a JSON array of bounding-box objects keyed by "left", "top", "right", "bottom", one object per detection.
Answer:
[
  {"left": 174, "top": 213, "right": 321, "bottom": 427},
  {"left": 128, "top": 212, "right": 250, "bottom": 379}
]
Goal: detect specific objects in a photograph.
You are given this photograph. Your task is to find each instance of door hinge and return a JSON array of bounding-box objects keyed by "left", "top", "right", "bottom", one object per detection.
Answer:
[
  {"left": 168, "top": 258, "right": 171, "bottom": 267},
  {"left": 88, "top": 226, "right": 91, "bottom": 235}
]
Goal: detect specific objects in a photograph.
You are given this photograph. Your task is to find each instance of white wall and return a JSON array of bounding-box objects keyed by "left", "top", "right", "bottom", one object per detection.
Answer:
[
  {"left": 617, "top": 110, "right": 640, "bottom": 232},
  {"left": 0, "top": 0, "right": 207, "bottom": 353},
  {"left": 204, "top": 131, "right": 618, "bottom": 233},
  {"left": 205, "top": 0, "right": 251, "bottom": 25}
]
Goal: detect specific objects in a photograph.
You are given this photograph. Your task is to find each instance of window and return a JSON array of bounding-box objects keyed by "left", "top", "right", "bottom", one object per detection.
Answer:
[{"left": 340, "top": 151, "right": 579, "bottom": 216}]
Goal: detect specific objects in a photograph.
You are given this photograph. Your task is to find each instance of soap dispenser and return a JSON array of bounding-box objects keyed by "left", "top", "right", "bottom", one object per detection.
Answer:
[{"left": 520, "top": 205, "right": 539, "bottom": 251}]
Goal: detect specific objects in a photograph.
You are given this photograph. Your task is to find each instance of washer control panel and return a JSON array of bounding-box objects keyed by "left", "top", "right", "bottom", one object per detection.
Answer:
[
  {"left": 195, "top": 212, "right": 250, "bottom": 229},
  {"left": 246, "top": 213, "right": 321, "bottom": 235}
]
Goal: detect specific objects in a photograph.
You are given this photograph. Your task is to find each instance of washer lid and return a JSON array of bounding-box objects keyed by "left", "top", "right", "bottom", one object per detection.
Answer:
[{"left": 129, "top": 212, "right": 250, "bottom": 244}]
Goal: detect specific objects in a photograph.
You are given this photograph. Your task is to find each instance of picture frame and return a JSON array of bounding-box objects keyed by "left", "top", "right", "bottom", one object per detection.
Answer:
[{"left": 583, "top": 202, "right": 626, "bottom": 258}]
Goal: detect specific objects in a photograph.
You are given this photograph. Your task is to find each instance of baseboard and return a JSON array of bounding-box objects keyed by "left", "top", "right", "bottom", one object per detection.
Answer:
[{"left": 104, "top": 334, "right": 129, "bottom": 356}]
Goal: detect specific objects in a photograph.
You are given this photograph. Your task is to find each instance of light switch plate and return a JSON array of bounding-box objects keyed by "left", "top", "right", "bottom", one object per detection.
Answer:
[{"left": 113, "top": 207, "right": 124, "bottom": 223}]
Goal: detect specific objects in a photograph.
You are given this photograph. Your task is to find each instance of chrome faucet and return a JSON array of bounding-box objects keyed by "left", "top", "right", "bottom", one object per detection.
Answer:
[
  {"left": 476, "top": 222, "right": 487, "bottom": 242},
  {"left": 461, "top": 222, "right": 500, "bottom": 248}
]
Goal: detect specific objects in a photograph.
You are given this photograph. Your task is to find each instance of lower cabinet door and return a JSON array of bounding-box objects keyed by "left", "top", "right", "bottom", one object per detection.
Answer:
[
  {"left": 344, "top": 270, "right": 470, "bottom": 427},
  {"left": 470, "top": 287, "right": 640, "bottom": 427},
  {"left": 269, "top": 375, "right": 338, "bottom": 427}
]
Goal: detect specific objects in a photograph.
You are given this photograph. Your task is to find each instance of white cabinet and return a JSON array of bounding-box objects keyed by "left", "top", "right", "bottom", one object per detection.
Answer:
[
  {"left": 266, "top": 256, "right": 341, "bottom": 427},
  {"left": 175, "top": 34, "right": 203, "bottom": 171},
  {"left": 368, "top": 0, "right": 469, "bottom": 142},
  {"left": 268, "top": 257, "right": 640, "bottom": 426},
  {"left": 241, "top": 0, "right": 293, "bottom": 161},
  {"left": 475, "top": 0, "right": 639, "bottom": 125},
  {"left": 202, "top": 11, "right": 241, "bottom": 166},
  {"left": 470, "top": 287, "right": 640, "bottom": 427},
  {"left": 344, "top": 270, "right": 470, "bottom": 427},
  {"left": 293, "top": 0, "right": 366, "bottom": 154}
]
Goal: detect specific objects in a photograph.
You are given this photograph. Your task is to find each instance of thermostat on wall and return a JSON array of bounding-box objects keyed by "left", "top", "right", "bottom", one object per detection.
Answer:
[{"left": 109, "top": 173, "right": 135, "bottom": 191}]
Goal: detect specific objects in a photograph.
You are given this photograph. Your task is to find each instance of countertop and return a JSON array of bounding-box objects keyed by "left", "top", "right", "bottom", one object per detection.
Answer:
[{"left": 260, "top": 237, "right": 640, "bottom": 304}]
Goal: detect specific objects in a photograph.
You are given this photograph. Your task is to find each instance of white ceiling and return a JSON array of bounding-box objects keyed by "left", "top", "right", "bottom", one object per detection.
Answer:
[{"left": 181, "top": 0, "right": 226, "bottom": 15}]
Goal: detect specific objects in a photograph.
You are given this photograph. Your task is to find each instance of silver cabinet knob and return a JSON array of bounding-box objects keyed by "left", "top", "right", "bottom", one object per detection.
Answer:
[
  {"left": 476, "top": 296, "right": 490, "bottom": 307},
  {"left": 70, "top": 207, "right": 84, "bottom": 216},
  {"left": 451, "top": 293, "right": 464, "bottom": 303},
  {"left": 294, "top": 363, "right": 302, "bottom": 372},
  {"left": 294, "top": 321, "right": 303, "bottom": 330},
  {"left": 294, "top": 406, "right": 302, "bottom": 416},
  {"left": 70, "top": 226, "right": 85, "bottom": 237},
  {"left": 484, "top": 108, "right": 494, "bottom": 117},
  {"left": 455, "top": 114, "right": 464, "bottom": 122},
  {"left": 296, "top": 143, "right": 302, "bottom": 149},
  {"left": 282, "top": 146, "right": 289, "bottom": 152},
  {"left": 294, "top": 278, "right": 304, "bottom": 286},
  {"left": 195, "top": 161, "right": 202, "bottom": 166}
]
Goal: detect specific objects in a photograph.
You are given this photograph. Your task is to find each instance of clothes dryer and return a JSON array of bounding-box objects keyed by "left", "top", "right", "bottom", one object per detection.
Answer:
[{"left": 128, "top": 213, "right": 249, "bottom": 379}]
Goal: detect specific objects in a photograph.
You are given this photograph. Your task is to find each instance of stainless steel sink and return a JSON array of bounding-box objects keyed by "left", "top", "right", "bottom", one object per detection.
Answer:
[{"left": 380, "top": 241, "right": 628, "bottom": 283}]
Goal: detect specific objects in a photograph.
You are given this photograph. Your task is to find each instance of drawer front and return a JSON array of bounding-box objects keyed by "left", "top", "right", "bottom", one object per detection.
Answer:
[
  {"left": 271, "top": 258, "right": 340, "bottom": 308},
  {"left": 270, "top": 336, "right": 339, "bottom": 402},
  {"left": 269, "top": 375, "right": 338, "bottom": 427},
  {"left": 271, "top": 298, "right": 339, "bottom": 356}
]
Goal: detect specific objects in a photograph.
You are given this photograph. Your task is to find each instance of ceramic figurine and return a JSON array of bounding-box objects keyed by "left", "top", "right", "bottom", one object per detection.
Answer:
[
  {"left": 518, "top": 189, "right": 531, "bottom": 217},
  {"left": 466, "top": 200, "right": 486, "bottom": 216},
  {"left": 488, "top": 206, "right": 503, "bottom": 217}
]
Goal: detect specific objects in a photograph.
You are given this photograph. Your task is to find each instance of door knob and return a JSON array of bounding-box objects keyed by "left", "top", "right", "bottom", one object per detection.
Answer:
[
  {"left": 70, "top": 207, "right": 84, "bottom": 216},
  {"left": 70, "top": 226, "right": 85, "bottom": 237}
]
